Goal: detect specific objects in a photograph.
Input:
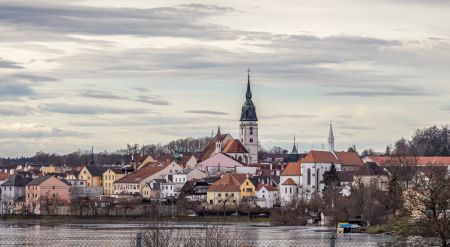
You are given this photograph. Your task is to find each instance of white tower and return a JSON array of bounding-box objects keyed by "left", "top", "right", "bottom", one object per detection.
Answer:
[
  {"left": 240, "top": 69, "right": 258, "bottom": 164},
  {"left": 328, "top": 122, "right": 335, "bottom": 153}
]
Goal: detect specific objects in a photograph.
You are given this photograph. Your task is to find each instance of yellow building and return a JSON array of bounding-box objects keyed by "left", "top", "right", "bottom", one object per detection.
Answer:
[
  {"left": 240, "top": 177, "right": 256, "bottom": 197},
  {"left": 102, "top": 168, "right": 126, "bottom": 195},
  {"left": 41, "top": 165, "right": 63, "bottom": 175},
  {"left": 207, "top": 174, "right": 254, "bottom": 205},
  {"left": 78, "top": 166, "right": 108, "bottom": 187}
]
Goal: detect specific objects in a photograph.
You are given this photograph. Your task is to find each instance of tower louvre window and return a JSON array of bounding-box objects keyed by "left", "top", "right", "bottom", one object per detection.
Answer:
[{"left": 250, "top": 127, "right": 253, "bottom": 135}]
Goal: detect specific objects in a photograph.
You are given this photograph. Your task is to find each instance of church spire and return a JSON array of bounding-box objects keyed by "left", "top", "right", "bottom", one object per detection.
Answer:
[
  {"left": 89, "top": 146, "right": 95, "bottom": 166},
  {"left": 328, "top": 122, "right": 335, "bottom": 152},
  {"left": 240, "top": 69, "right": 258, "bottom": 121},
  {"left": 246, "top": 68, "right": 252, "bottom": 99},
  {"left": 217, "top": 125, "right": 221, "bottom": 136},
  {"left": 291, "top": 137, "right": 299, "bottom": 154}
]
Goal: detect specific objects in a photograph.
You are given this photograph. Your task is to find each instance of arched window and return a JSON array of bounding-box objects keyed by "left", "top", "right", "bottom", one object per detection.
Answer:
[
  {"left": 238, "top": 156, "right": 243, "bottom": 162},
  {"left": 249, "top": 127, "right": 253, "bottom": 135},
  {"left": 307, "top": 168, "right": 311, "bottom": 185}
]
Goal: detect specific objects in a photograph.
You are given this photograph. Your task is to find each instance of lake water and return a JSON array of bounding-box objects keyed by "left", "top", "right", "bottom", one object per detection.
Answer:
[{"left": 0, "top": 220, "right": 404, "bottom": 246}]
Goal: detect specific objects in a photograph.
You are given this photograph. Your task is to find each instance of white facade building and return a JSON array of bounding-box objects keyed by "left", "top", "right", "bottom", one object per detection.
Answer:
[{"left": 256, "top": 184, "right": 279, "bottom": 208}]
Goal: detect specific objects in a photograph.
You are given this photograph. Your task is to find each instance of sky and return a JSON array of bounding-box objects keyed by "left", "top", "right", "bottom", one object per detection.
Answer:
[{"left": 0, "top": 0, "right": 449, "bottom": 157}]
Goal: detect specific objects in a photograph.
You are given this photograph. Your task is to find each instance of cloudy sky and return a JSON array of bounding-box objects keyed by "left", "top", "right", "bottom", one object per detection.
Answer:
[{"left": 0, "top": 0, "right": 449, "bottom": 157}]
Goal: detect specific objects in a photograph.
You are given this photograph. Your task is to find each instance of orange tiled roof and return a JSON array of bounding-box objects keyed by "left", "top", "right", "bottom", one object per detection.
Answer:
[
  {"left": 207, "top": 173, "right": 248, "bottom": 192},
  {"left": 367, "top": 156, "right": 450, "bottom": 166},
  {"left": 281, "top": 162, "right": 301, "bottom": 176},
  {"left": 222, "top": 139, "right": 248, "bottom": 154},
  {"left": 115, "top": 163, "right": 167, "bottom": 184},
  {"left": 335, "top": 152, "right": 364, "bottom": 166},
  {"left": 256, "top": 184, "right": 278, "bottom": 192},
  {"left": 281, "top": 178, "right": 297, "bottom": 186},
  {"left": 198, "top": 134, "right": 231, "bottom": 161},
  {"left": 301, "top": 150, "right": 339, "bottom": 163},
  {"left": 0, "top": 172, "right": 11, "bottom": 181}
]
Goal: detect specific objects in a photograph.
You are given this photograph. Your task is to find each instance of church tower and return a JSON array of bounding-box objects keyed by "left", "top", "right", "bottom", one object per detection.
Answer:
[
  {"left": 240, "top": 69, "right": 258, "bottom": 164},
  {"left": 328, "top": 122, "right": 335, "bottom": 153}
]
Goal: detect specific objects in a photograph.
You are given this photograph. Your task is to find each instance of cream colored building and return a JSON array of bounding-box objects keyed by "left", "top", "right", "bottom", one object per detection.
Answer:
[{"left": 103, "top": 168, "right": 126, "bottom": 195}]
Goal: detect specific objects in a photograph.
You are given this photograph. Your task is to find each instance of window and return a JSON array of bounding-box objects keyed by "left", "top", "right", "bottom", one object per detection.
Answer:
[
  {"left": 225, "top": 193, "right": 228, "bottom": 197},
  {"left": 246, "top": 181, "right": 249, "bottom": 185},
  {"left": 246, "top": 188, "right": 252, "bottom": 192},
  {"left": 249, "top": 127, "right": 253, "bottom": 135},
  {"left": 249, "top": 138, "right": 253, "bottom": 143},
  {"left": 218, "top": 193, "right": 221, "bottom": 197},
  {"left": 210, "top": 200, "right": 213, "bottom": 204},
  {"left": 52, "top": 186, "right": 55, "bottom": 190},
  {"left": 289, "top": 187, "right": 292, "bottom": 194},
  {"left": 307, "top": 168, "right": 311, "bottom": 185},
  {"left": 231, "top": 193, "right": 234, "bottom": 197}
]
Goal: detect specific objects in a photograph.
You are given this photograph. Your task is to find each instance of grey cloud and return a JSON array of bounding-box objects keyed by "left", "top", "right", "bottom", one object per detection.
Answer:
[
  {"left": 0, "top": 83, "right": 35, "bottom": 98},
  {"left": 0, "top": 3, "right": 238, "bottom": 39},
  {"left": 80, "top": 89, "right": 126, "bottom": 100},
  {"left": 0, "top": 105, "right": 35, "bottom": 116},
  {"left": 79, "top": 89, "right": 170, "bottom": 105},
  {"left": 41, "top": 103, "right": 150, "bottom": 115},
  {"left": 0, "top": 123, "right": 87, "bottom": 139},
  {"left": 185, "top": 110, "right": 228, "bottom": 115},
  {"left": 0, "top": 57, "right": 23, "bottom": 69},
  {"left": 136, "top": 96, "right": 170, "bottom": 106},
  {"left": 11, "top": 73, "right": 59, "bottom": 82},
  {"left": 324, "top": 87, "right": 432, "bottom": 97}
]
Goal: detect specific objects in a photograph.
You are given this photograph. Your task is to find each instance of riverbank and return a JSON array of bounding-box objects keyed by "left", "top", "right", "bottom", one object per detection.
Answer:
[{"left": 0, "top": 215, "right": 271, "bottom": 225}]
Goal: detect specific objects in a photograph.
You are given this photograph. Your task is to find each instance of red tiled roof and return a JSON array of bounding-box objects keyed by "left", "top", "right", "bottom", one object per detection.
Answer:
[
  {"left": 0, "top": 172, "right": 11, "bottom": 181},
  {"left": 222, "top": 139, "right": 248, "bottom": 154},
  {"left": 367, "top": 156, "right": 450, "bottom": 166},
  {"left": 115, "top": 163, "right": 167, "bottom": 184},
  {"left": 335, "top": 152, "right": 364, "bottom": 166},
  {"left": 281, "top": 178, "right": 297, "bottom": 186},
  {"left": 256, "top": 184, "right": 278, "bottom": 192},
  {"left": 207, "top": 173, "right": 248, "bottom": 192},
  {"left": 281, "top": 162, "right": 301, "bottom": 176},
  {"left": 301, "top": 150, "right": 339, "bottom": 163},
  {"left": 198, "top": 134, "right": 231, "bottom": 161}
]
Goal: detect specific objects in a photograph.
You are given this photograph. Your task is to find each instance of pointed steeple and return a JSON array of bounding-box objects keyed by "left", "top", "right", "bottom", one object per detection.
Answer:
[
  {"left": 217, "top": 125, "right": 221, "bottom": 136},
  {"left": 328, "top": 122, "right": 335, "bottom": 152},
  {"left": 89, "top": 146, "right": 95, "bottom": 166},
  {"left": 246, "top": 68, "right": 252, "bottom": 99},
  {"left": 240, "top": 69, "right": 258, "bottom": 121},
  {"left": 291, "top": 137, "right": 299, "bottom": 154}
]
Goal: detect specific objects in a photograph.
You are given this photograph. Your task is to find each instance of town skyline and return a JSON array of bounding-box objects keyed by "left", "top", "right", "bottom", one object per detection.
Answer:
[{"left": 1, "top": 0, "right": 449, "bottom": 157}]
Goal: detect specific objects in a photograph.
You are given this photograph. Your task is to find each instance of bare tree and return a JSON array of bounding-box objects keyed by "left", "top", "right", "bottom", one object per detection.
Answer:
[{"left": 404, "top": 166, "right": 450, "bottom": 247}]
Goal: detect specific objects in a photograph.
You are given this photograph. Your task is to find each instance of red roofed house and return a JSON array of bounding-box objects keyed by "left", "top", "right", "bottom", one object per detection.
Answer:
[
  {"left": 206, "top": 173, "right": 254, "bottom": 205},
  {"left": 280, "top": 178, "right": 298, "bottom": 205},
  {"left": 113, "top": 162, "right": 183, "bottom": 195}
]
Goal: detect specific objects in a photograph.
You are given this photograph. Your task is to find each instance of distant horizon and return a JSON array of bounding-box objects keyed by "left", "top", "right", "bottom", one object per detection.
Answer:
[{"left": 1, "top": 1, "right": 449, "bottom": 157}]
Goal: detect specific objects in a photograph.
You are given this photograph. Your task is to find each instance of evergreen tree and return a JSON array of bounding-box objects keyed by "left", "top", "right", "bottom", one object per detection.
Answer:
[{"left": 322, "top": 163, "right": 340, "bottom": 209}]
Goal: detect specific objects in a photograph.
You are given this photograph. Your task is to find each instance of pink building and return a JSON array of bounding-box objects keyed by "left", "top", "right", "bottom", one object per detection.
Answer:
[
  {"left": 26, "top": 175, "right": 71, "bottom": 215},
  {"left": 196, "top": 153, "right": 244, "bottom": 176}
]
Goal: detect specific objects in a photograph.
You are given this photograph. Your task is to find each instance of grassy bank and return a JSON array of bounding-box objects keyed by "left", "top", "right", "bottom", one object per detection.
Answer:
[{"left": 367, "top": 217, "right": 411, "bottom": 235}]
